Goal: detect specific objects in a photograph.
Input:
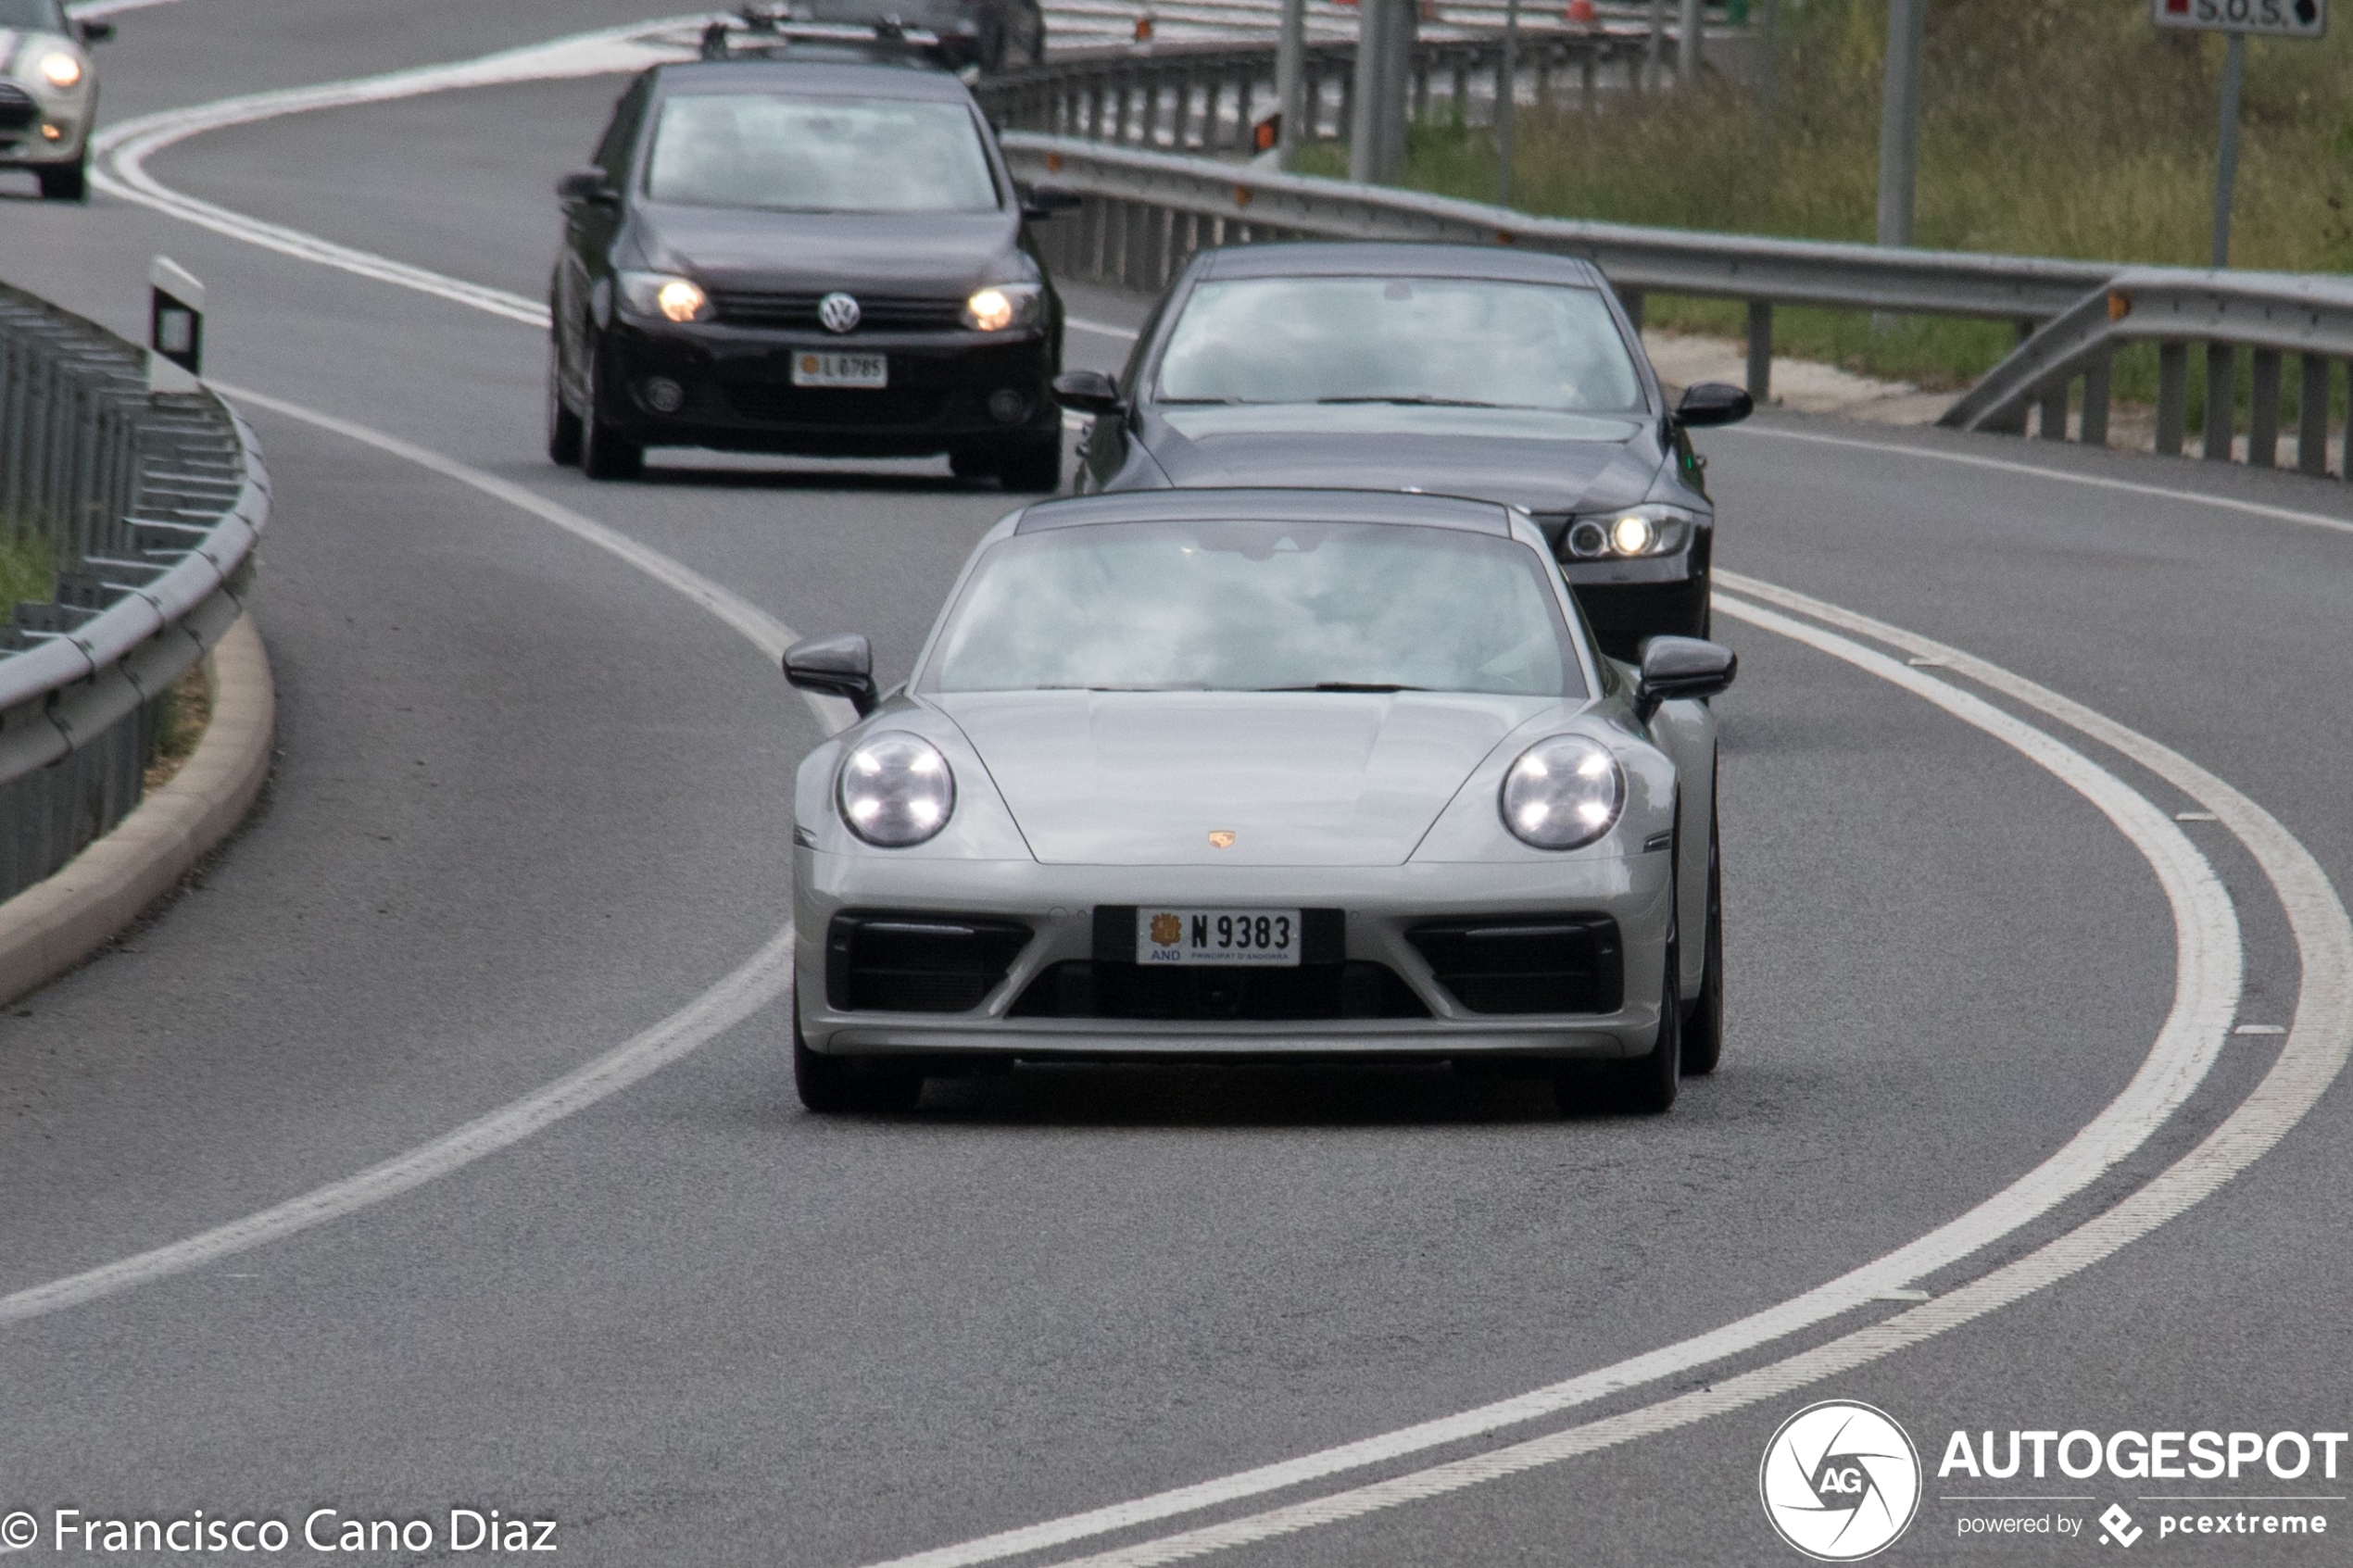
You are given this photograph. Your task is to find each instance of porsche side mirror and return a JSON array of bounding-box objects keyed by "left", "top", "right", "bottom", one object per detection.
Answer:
[
  {"left": 1675, "top": 382, "right": 1754, "bottom": 428},
  {"left": 1635, "top": 635, "right": 1737, "bottom": 718},
  {"left": 557, "top": 169, "right": 618, "bottom": 207},
  {"left": 1052, "top": 369, "right": 1123, "bottom": 417},
  {"left": 77, "top": 18, "right": 114, "bottom": 42},
  {"left": 784, "top": 633, "right": 879, "bottom": 716},
  {"left": 1020, "top": 184, "right": 1084, "bottom": 221}
]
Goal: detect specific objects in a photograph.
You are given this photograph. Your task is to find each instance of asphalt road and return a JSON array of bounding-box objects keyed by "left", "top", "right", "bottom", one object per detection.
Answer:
[{"left": 1, "top": 5, "right": 2348, "bottom": 1565}]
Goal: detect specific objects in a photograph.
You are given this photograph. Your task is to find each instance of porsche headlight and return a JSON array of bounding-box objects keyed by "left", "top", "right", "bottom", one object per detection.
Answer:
[
  {"left": 1562, "top": 503, "right": 1697, "bottom": 561},
  {"left": 616, "top": 270, "right": 711, "bottom": 324},
  {"left": 837, "top": 732, "right": 955, "bottom": 847},
  {"left": 962, "top": 282, "right": 1043, "bottom": 332},
  {"left": 1500, "top": 735, "right": 1624, "bottom": 850},
  {"left": 38, "top": 52, "right": 84, "bottom": 89}
]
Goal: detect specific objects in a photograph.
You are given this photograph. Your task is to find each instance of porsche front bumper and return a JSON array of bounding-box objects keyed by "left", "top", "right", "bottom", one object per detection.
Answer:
[{"left": 793, "top": 848, "right": 1676, "bottom": 1062}]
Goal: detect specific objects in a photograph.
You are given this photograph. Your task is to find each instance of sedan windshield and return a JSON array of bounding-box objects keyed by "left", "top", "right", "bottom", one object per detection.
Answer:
[
  {"left": 644, "top": 93, "right": 1000, "bottom": 213},
  {"left": 1155, "top": 276, "right": 1643, "bottom": 412},
  {"left": 0, "top": 0, "right": 65, "bottom": 27},
  {"left": 925, "top": 521, "right": 1584, "bottom": 697}
]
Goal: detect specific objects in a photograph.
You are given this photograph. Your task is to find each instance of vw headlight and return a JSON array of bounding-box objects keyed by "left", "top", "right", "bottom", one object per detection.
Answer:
[
  {"left": 1562, "top": 503, "right": 1698, "bottom": 561},
  {"left": 616, "top": 271, "right": 711, "bottom": 324},
  {"left": 38, "top": 51, "right": 84, "bottom": 89},
  {"left": 1499, "top": 735, "right": 1623, "bottom": 850},
  {"left": 837, "top": 732, "right": 956, "bottom": 847},
  {"left": 963, "top": 282, "right": 1044, "bottom": 332}
]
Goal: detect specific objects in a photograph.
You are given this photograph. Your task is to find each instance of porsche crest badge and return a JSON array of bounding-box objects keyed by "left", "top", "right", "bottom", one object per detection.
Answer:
[
  {"left": 1150, "top": 912, "right": 1184, "bottom": 945},
  {"left": 1207, "top": 830, "right": 1237, "bottom": 849}
]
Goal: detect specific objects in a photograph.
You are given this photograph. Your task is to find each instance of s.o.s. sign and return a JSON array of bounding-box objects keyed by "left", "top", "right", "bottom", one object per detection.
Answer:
[{"left": 2152, "top": 0, "right": 2326, "bottom": 38}]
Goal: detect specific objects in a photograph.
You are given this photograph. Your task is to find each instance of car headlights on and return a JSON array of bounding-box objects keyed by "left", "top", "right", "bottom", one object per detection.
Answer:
[
  {"left": 38, "top": 51, "right": 83, "bottom": 88},
  {"left": 963, "top": 282, "right": 1044, "bottom": 332},
  {"left": 616, "top": 271, "right": 711, "bottom": 324},
  {"left": 1563, "top": 503, "right": 1698, "bottom": 561},
  {"left": 837, "top": 732, "right": 956, "bottom": 847},
  {"left": 1499, "top": 735, "right": 1624, "bottom": 850}
]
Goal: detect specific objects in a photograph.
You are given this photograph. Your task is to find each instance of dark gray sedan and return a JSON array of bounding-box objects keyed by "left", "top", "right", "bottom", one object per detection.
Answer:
[{"left": 1052, "top": 243, "right": 1752, "bottom": 659}]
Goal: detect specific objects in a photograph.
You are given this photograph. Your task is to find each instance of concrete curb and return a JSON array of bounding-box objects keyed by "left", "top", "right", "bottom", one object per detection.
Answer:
[{"left": 0, "top": 613, "right": 274, "bottom": 1010}]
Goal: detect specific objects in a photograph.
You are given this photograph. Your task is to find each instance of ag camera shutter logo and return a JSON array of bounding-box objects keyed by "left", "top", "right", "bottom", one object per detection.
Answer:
[{"left": 1760, "top": 1400, "right": 1923, "bottom": 1561}]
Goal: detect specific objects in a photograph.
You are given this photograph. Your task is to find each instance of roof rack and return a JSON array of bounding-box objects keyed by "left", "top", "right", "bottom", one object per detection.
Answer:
[{"left": 697, "top": 6, "right": 950, "bottom": 65}]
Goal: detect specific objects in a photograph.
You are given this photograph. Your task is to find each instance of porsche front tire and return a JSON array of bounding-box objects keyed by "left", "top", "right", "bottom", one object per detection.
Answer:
[{"left": 1680, "top": 803, "right": 1724, "bottom": 1076}]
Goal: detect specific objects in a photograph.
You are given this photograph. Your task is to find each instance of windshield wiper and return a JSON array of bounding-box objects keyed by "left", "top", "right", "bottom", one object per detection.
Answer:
[
  {"left": 1313, "top": 395, "right": 1509, "bottom": 408},
  {"left": 1258, "top": 682, "right": 1428, "bottom": 693}
]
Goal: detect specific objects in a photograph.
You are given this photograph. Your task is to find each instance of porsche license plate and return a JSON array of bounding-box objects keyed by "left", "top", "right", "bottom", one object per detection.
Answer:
[
  {"left": 1138, "top": 908, "right": 1302, "bottom": 967},
  {"left": 790, "top": 351, "right": 887, "bottom": 389}
]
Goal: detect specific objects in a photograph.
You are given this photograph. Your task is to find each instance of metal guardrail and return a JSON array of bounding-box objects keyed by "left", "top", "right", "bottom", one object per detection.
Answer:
[
  {"left": 1007, "top": 133, "right": 2351, "bottom": 477},
  {"left": 0, "top": 281, "right": 266, "bottom": 901},
  {"left": 979, "top": 32, "right": 1655, "bottom": 154},
  {"left": 1939, "top": 270, "right": 2353, "bottom": 473},
  {"left": 1004, "top": 133, "right": 2114, "bottom": 395}
]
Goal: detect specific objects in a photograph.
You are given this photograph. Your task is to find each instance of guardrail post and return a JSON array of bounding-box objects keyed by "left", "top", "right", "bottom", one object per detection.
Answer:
[
  {"left": 1744, "top": 301, "right": 1771, "bottom": 403},
  {"left": 2296, "top": 355, "right": 2331, "bottom": 477},
  {"left": 2202, "top": 341, "right": 2235, "bottom": 461},
  {"left": 2246, "top": 347, "right": 2281, "bottom": 470},
  {"left": 2081, "top": 350, "right": 2111, "bottom": 448},
  {"left": 2037, "top": 378, "right": 2069, "bottom": 442},
  {"left": 1618, "top": 286, "right": 1644, "bottom": 334},
  {"left": 2155, "top": 342, "right": 2188, "bottom": 457}
]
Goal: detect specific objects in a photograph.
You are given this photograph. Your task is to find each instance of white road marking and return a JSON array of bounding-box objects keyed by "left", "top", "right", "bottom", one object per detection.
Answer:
[
  {"left": 0, "top": 388, "right": 854, "bottom": 1329},
  {"left": 975, "top": 593, "right": 2351, "bottom": 1568},
  {"left": 1737, "top": 426, "right": 2353, "bottom": 539},
  {"left": 86, "top": 25, "right": 2353, "bottom": 1564},
  {"left": 1067, "top": 317, "right": 1143, "bottom": 340},
  {"left": 860, "top": 599, "right": 2256, "bottom": 1568}
]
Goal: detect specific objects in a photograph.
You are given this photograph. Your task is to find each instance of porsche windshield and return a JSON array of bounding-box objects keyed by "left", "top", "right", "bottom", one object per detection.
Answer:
[
  {"left": 644, "top": 93, "right": 1000, "bottom": 213},
  {"left": 925, "top": 521, "right": 1584, "bottom": 697},
  {"left": 1155, "top": 277, "right": 1643, "bottom": 412}
]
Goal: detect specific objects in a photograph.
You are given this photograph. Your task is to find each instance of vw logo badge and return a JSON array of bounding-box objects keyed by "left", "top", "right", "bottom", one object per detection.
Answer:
[
  {"left": 818, "top": 292, "right": 862, "bottom": 333},
  {"left": 1758, "top": 1400, "right": 1920, "bottom": 1561}
]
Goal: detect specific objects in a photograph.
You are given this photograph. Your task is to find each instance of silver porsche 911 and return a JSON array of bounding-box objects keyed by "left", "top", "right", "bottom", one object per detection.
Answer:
[{"left": 784, "top": 488, "right": 1734, "bottom": 1114}]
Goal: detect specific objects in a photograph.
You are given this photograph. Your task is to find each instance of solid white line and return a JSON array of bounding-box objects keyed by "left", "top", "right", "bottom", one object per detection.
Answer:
[
  {"left": 1067, "top": 317, "right": 1142, "bottom": 341},
  {"left": 861, "top": 605, "right": 2247, "bottom": 1568},
  {"left": 1014, "top": 593, "right": 2350, "bottom": 1568},
  {"left": 1731, "top": 425, "right": 2353, "bottom": 539},
  {"left": 0, "top": 387, "right": 852, "bottom": 1328}
]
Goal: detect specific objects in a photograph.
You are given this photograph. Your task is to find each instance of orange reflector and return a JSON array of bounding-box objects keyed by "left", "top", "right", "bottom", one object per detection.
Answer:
[
  {"left": 1234, "top": 185, "right": 1254, "bottom": 208},
  {"left": 2108, "top": 291, "right": 2133, "bottom": 321}
]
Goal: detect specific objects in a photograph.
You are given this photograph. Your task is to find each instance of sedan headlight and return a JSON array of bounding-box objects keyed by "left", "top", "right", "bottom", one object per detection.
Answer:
[
  {"left": 1562, "top": 503, "right": 1698, "bottom": 561},
  {"left": 1499, "top": 735, "right": 1624, "bottom": 850},
  {"left": 38, "top": 52, "right": 84, "bottom": 89},
  {"left": 837, "top": 732, "right": 956, "bottom": 847},
  {"left": 963, "top": 282, "right": 1044, "bottom": 332},
  {"left": 616, "top": 270, "right": 711, "bottom": 324}
]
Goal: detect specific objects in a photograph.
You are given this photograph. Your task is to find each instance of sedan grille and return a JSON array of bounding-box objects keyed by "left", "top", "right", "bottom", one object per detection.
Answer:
[
  {"left": 0, "top": 84, "right": 37, "bottom": 133},
  {"left": 826, "top": 912, "right": 1032, "bottom": 1013},
  {"left": 1407, "top": 917, "right": 1624, "bottom": 1015},
  {"left": 708, "top": 290, "right": 965, "bottom": 332}
]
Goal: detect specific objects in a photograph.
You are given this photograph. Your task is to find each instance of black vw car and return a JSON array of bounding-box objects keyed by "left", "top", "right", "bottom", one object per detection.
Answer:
[
  {"left": 547, "top": 52, "right": 1068, "bottom": 486},
  {"left": 1052, "top": 244, "right": 1752, "bottom": 656}
]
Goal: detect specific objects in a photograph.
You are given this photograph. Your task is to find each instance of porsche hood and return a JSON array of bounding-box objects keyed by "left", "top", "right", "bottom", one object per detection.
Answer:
[{"left": 937, "top": 690, "right": 1560, "bottom": 866}]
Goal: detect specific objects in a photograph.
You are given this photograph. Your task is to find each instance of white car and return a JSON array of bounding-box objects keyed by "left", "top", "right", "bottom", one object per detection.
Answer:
[{"left": 2, "top": 0, "right": 108, "bottom": 200}]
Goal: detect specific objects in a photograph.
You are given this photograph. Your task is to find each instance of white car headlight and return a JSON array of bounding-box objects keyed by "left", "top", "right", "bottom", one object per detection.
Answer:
[
  {"left": 837, "top": 732, "right": 955, "bottom": 847},
  {"left": 1563, "top": 503, "right": 1698, "bottom": 560},
  {"left": 1499, "top": 735, "right": 1624, "bottom": 850},
  {"left": 962, "top": 282, "right": 1043, "bottom": 332},
  {"left": 38, "top": 51, "right": 83, "bottom": 89},
  {"left": 616, "top": 270, "right": 711, "bottom": 324}
]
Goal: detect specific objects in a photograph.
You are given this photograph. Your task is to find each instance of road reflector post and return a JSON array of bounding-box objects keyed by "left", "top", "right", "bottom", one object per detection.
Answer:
[{"left": 147, "top": 256, "right": 204, "bottom": 393}]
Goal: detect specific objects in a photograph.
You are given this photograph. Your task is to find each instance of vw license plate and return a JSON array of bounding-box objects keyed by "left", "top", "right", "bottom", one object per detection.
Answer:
[
  {"left": 1138, "top": 909, "right": 1302, "bottom": 967},
  {"left": 790, "top": 352, "right": 887, "bottom": 389}
]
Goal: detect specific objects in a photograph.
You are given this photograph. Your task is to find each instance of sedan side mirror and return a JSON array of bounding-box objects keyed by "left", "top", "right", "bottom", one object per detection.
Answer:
[
  {"left": 1675, "top": 382, "right": 1754, "bottom": 428},
  {"left": 77, "top": 19, "right": 114, "bottom": 42},
  {"left": 1020, "top": 184, "right": 1084, "bottom": 222},
  {"left": 557, "top": 169, "right": 618, "bottom": 207},
  {"left": 1635, "top": 635, "right": 1737, "bottom": 718},
  {"left": 784, "top": 633, "right": 879, "bottom": 716},
  {"left": 1052, "top": 369, "right": 1124, "bottom": 417}
]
